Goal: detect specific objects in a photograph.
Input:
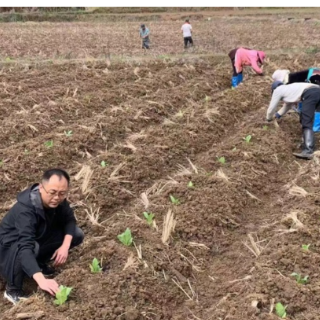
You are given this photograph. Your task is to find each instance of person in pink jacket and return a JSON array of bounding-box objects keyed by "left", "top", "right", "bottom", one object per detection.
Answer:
[{"left": 228, "top": 47, "right": 266, "bottom": 88}]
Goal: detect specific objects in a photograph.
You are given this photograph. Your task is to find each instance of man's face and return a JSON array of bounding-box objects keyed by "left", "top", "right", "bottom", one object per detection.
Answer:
[{"left": 39, "top": 175, "right": 69, "bottom": 208}]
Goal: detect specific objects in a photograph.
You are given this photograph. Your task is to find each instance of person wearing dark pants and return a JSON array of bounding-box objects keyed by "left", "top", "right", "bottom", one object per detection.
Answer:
[
  {"left": 266, "top": 81, "right": 320, "bottom": 160},
  {"left": 229, "top": 48, "right": 243, "bottom": 88},
  {"left": 0, "top": 168, "right": 84, "bottom": 304},
  {"left": 293, "top": 87, "right": 320, "bottom": 159},
  {"left": 139, "top": 24, "right": 150, "bottom": 50},
  {"left": 181, "top": 19, "right": 193, "bottom": 49},
  {"left": 228, "top": 47, "right": 265, "bottom": 88},
  {"left": 184, "top": 36, "right": 193, "bottom": 48}
]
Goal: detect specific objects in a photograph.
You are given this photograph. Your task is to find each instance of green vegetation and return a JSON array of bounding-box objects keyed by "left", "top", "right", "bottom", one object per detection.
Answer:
[
  {"left": 100, "top": 160, "right": 108, "bottom": 168},
  {"left": 64, "top": 130, "right": 73, "bottom": 137},
  {"left": 302, "top": 244, "right": 310, "bottom": 251},
  {"left": 291, "top": 272, "right": 309, "bottom": 284},
  {"left": 217, "top": 156, "right": 226, "bottom": 164},
  {"left": 89, "top": 258, "right": 102, "bottom": 273},
  {"left": 275, "top": 302, "right": 287, "bottom": 318},
  {"left": 187, "top": 181, "right": 194, "bottom": 188},
  {"left": 117, "top": 228, "right": 133, "bottom": 246},
  {"left": 143, "top": 212, "right": 155, "bottom": 226},
  {"left": 44, "top": 140, "right": 54, "bottom": 148},
  {"left": 243, "top": 135, "right": 252, "bottom": 143},
  {"left": 170, "top": 195, "right": 180, "bottom": 205},
  {"left": 54, "top": 286, "right": 72, "bottom": 305}
]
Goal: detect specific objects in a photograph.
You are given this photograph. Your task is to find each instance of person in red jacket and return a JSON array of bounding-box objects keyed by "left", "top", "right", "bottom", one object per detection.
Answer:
[
  {"left": 0, "top": 168, "right": 84, "bottom": 304},
  {"left": 228, "top": 47, "right": 266, "bottom": 88}
]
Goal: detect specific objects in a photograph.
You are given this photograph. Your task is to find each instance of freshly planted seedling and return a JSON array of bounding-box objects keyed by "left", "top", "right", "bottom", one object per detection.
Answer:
[
  {"left": 217, "top": 156, "right": 226, "bottom": 164},
  {"left": 64, "top": 130, "right": 73, "bottom": 137},
  {"left": 0, "top": 160, "right": 3, "bottom": 167},
  {"left": 44, "top": 140, "right": 54, "bottom": 148},
  {"left": 291, "top": 272, "right": 309, "bottom": 284},
  {"left": 302, "top": 244, "right": 310, "bottom": 251},
  {"left": 54, "top": 285, "right": 72, "bottom": 305},
  {"left": 143, "top": 212, "right": 155, "bottom": 226},
  {"left": 100, "top": 160, "right": 108, "bottom": 168},
  {"left": 232, "top": 147, "right": 237, "bottom": 152},
  {"left": 187, "top": 181, "right": 194, "bottom": 188},
  {"left": 275, "top": 302, "right": 287, "bottom": 318},
  {"left": 170, "top": 195, "right": 180, "bottom": 205},
  {"left": 117, "top": 228, "right": 133, "bottom": 246},
  {"left": 263, "top": 125, "right": 268, "bottom": 130},
  {"left": 243, "top": 135, "right": 252, "bottom": 143},
  {"left": 90, "top": 258, "right": 102, "bottom": 273},
  {"left": 204, "top": 95, "right": 211, "bottom": 103}
]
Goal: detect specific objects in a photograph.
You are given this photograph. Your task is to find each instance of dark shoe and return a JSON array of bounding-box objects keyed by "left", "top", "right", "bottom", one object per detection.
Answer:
[
  {"left": 4, "top": 289, "right": 28, "bottom": 305},
  {"left": 293, "top": 128, "right": 314, "bottom": 159},
  {"left": 40, "top": 263, "right": 55, "bottom": 277}
]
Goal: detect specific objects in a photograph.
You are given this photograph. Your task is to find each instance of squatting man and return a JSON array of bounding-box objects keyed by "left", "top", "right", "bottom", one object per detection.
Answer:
[{"left": 0, "top": 168, "right": 84, "bottom": 304}]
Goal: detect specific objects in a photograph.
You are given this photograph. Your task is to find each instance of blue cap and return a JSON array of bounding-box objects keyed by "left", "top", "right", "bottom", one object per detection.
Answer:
[{"left": 271, "top": 81, "right": 284, "bottom": 92}]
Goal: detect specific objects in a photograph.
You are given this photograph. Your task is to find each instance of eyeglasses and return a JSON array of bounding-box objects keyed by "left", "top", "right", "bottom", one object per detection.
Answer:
[{"left": 42, "top": 184, "right": 69, "bottom": 199}]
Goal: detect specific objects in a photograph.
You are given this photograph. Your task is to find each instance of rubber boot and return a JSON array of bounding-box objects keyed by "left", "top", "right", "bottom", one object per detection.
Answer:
[
  {"left": 231, "top": 76, "right": 238, "bottom": 88},
  {"left": 238, "top": 73, "right": 243, "bottom": 84},
  {"left": 293, "top": 128, "right": 315, "bottom": 160}
]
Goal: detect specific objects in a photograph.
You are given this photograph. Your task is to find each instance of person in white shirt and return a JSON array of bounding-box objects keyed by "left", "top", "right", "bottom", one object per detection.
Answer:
[
  {"left": 181, "top": 19, "right": 193, "bottom": 49},
  {"left": 266, "top": 81, "right": 320, "bottom": 159}
]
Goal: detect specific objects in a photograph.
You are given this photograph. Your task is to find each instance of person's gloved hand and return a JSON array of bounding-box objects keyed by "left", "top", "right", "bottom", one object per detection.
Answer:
[{"left": 275, "top": 112, "right": 281, "bottom": 119}]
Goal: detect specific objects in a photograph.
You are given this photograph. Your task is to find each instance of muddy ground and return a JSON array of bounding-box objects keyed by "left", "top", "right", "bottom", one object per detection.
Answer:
[{"left": 1, "top": 9, "right": 320, "bottom": 320}]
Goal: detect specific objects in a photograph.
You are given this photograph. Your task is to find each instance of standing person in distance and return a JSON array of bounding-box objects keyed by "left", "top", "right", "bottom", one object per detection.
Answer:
[
  {"left": 139, "top": 24, "right": 150, "bottom": 50},
  {"left": 181, "top": 19, "right": 193, "bottom": 49}
]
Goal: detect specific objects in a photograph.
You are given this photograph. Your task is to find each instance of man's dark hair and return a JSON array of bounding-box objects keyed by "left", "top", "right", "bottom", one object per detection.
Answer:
[{"left": 42, "top": 168, "right": 70, "bottom": 185}]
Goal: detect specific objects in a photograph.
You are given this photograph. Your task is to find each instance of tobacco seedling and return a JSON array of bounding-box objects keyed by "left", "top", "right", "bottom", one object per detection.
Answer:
[
  {"left": 54, "top": 285, "right": 72, "bottom": 305},
  {"left": 243, "top": 135, "right": 252, "bottom": 143},
  {"left": 302, "top": 244, "right": 310, "bottom": 251},
  {"left": 263, "top": 125, "right": 268, "bottom": 130},
  {"left": 90, "top": 258, "right": 102, "bottom": 273},
  {"left": 117, "top": 228, "right": 133, "bottom": 246},
  {"left": 100, "top": 160, "right": 108, "bottom": 168},
  {"left": 170, "top": 195, "right": 180, "bottom": 205},
  {"left": 291, "top": 272, "right": 309, "bottom": 284},
  {"left": 187, "top": 181, "right": 194, "bottom": 188},
  {"left": 143, "top": 212, "right": 154, "bottom": 226},
  {"left": 217, "top": 156, "right": 226, "bottom": 164},
  {"left": 0, "top": 160, "right": 3, "bottom": 167},
  {"left": 275, "top": 302, "right": 287, "bottom": 318},
  {"left": 44, "top": 140, "right": 54, "bottom": 148},
  {"left": 64, "top": 130, "right": 73, "bottom": 137}
]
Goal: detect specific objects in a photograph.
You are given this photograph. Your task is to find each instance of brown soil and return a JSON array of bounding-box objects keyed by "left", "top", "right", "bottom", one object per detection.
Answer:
[{"left": 1, "top": 11, "right": 320, "bottom": 320}]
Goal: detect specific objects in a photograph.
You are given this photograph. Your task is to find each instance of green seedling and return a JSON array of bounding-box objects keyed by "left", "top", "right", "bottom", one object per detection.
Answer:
[
  {"left": 143, "top": 212, "right": 155, "bottom": 226},
  {"left": 64, "top": 130, "right": 73, "bottom": 137},
  {"left": 275, "top": 302, "right": 287, "bottom": 318},
  {"left": 44, "top": 140, "right": 54, "bottom": 148},
  {"left": 217, "top": 156, "right": 226, "bottom": 164},
  {"left": 117, "top": 228, "right": 133, "bottom": 246},
  {"left": 170, "top": 195, "right": 180, "bottom": 205},
  {"left": 90, "top": 258, "right": 102, "bottom": 273},
  {"left": 243, "top": 135, "right": 252, "bottom": 143},
  {"left": 291, "top": 272, "right": 309, "bottom": 284},
  {"left": 263, "top": 125, "right": 268, "bottom": 130},
  {"left": 54, "top": 285, "right": 72, "bottom": 305},
  {"left": 0, "top": 160, "right": 3, "bottom": 167},
  {"left": 187, "top": 181, "right": 194, "bottom": 188},
  {"left": 302, "top": 244, "right": 310, "bottom": 251},
  {"left": 232, "top": 147, "right": 237, "bottom": 151},
  {"left": 100, "top": 160, "right": 108, "bottom": 168},
  {"left": 204, "top": 95, "right": 211, "bottom": 103}
]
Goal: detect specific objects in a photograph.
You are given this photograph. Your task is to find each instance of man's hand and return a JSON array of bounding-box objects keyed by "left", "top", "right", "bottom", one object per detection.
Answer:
[
  {"left": 51, "top": 245, "right": 69, "bottom": 266},
  {"left": 39, "top": 278, "right": 59, "bottom": 296},
  {"left": 33, "top": 273, "right": 59, "bottom": 296}
]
